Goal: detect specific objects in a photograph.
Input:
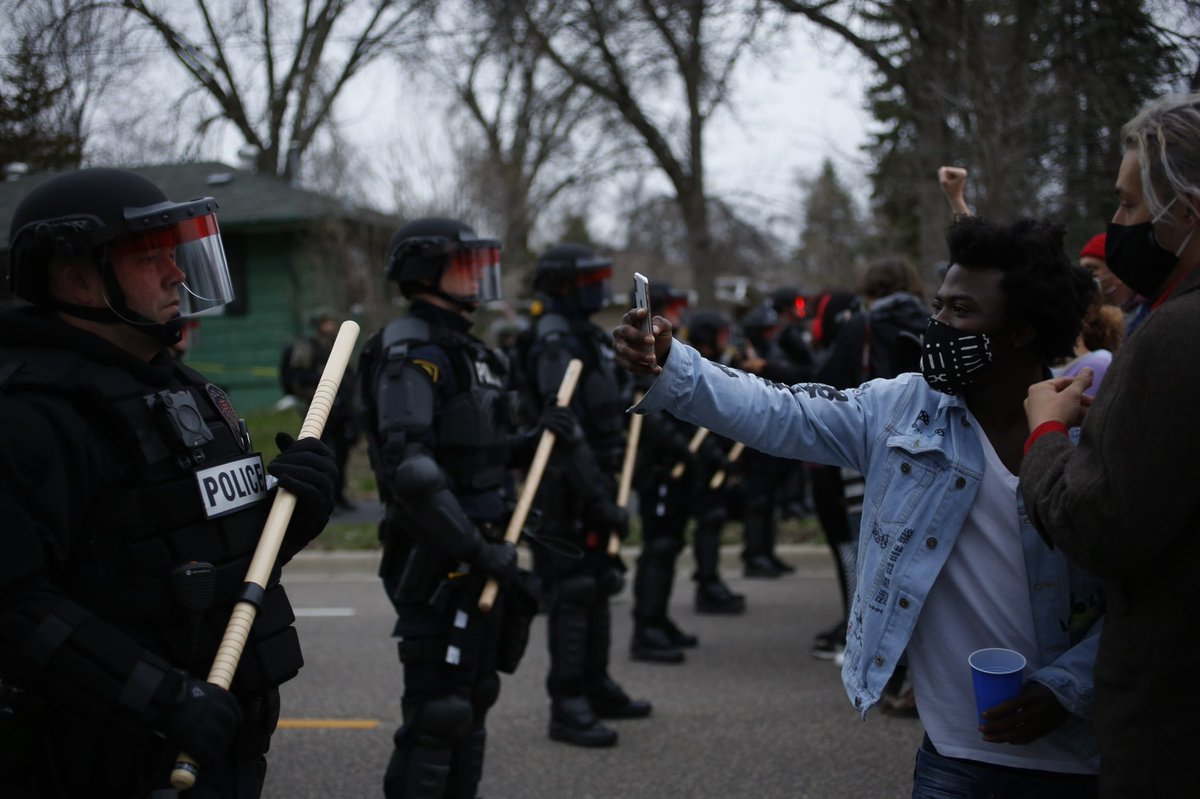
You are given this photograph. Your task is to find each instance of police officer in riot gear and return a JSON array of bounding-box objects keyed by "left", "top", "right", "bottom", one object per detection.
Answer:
[
  {"left": 524, "top": 243, "right": 650, "bottom": 747},
  {"left": 0, "top": 168, "right": 338, "bottom": 797},
  {"left": 359, "top": 217, "right": 548, "bottom": 798},
  {"left": 680, "top": 310, "right": 747, "bottom": 615},
  {"left": 630, "top": 283, "right": 700, "bottom": 663},
  {"left": 733, "top": 303, "right": 812, "bottom": 577}
]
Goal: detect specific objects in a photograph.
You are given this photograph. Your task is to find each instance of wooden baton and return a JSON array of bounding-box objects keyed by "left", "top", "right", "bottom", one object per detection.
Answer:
[
  {"left": 709, "top": 441, "right": 746, "bottom": 490},
  {"left": 669, "top": 427, "right": 710, "bottom": 479},
  {"left": 478, "top": 358, "right": 583, "bottom": 612},
  {"left": 611, "top": 393, "right": 645, "bottom": 555},
  {"left": 171, "top": 320, "right": 360, "bottom": 790}
]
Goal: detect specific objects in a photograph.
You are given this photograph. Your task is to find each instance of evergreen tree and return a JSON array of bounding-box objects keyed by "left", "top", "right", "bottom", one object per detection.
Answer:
[
  {"left": 795, "top": 159, "right": 862, "bottom": 291},
  {"left": 781, "top": 0, "right": 1187, "bottom": 265},
  {"left": 0, "top": 34, "right": 83, "bottom": 171}
]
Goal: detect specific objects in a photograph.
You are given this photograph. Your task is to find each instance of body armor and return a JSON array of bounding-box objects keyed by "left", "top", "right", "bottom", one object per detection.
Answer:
[
  {"left": 533, "top": 313, "right": 626, "bottom": 465},
  {"left": 0, "top": 345, "right": 300, "bottom": 692}
]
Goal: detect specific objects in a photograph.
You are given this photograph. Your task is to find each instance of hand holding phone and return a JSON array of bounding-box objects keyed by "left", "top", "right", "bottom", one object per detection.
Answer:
[{"left": 633, "top": 272, "right": 652, "bottom": 338}]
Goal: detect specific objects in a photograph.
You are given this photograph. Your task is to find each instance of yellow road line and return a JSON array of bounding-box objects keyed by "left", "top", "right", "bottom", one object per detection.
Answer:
[{"left": 277, "top": 719, "right": 381, "bottom": 730}]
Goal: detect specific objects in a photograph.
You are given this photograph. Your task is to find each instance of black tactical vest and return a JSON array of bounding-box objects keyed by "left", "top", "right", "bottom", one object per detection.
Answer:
[
  {"left": 374, "top": 316, "right": 519, "bottom": 495},
  {"left": 0, "top": 346, "right": 302, "bottom": 693},
  {"left": 535, "top": 314, "right": 626, "bottom": 461}
]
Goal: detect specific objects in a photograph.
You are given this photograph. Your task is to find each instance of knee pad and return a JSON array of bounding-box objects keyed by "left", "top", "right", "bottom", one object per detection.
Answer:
[
  {"left": 557, "top": 573, "right": 598, "bottom": 607},
  {"left": 410, "top": 694, "right": 473, "bottom": 744},
  {"left": 471, "top": 673, "right": 500, "bottom": 715}
]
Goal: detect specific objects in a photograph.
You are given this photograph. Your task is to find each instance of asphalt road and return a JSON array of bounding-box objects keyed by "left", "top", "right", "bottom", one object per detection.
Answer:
[{"left": 264, "top": 555, "right": 924, "bottom": 798}]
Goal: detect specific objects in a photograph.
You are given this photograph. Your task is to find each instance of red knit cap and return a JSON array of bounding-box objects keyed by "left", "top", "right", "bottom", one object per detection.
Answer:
[{"left": 1080, "top": 233, "right": 1106, "bottom": 261}]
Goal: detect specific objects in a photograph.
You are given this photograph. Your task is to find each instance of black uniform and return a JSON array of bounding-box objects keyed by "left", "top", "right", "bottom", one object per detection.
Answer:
[
  {"left": 735, "top": 307, "right": 814, "bottom": 577},
  {"left": 360, "top": 301, "right": 539, "bottom": 799},
  {"left": 0, "top": 307, "right": 330, "bottom": 797},
  {"left": 630, "top": 408, "right": 734, "bottom": 661},
  {"left": 523, "top": 301, "right": 649, "bottom": 746},
  {"left": 281, "top": 328, "right": 360, "bottom": 508}
]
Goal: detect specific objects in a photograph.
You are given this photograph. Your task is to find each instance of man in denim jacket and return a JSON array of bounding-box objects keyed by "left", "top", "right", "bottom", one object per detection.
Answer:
[{"left": 614, "top": 217, "right": 1105, "bottom": 799}]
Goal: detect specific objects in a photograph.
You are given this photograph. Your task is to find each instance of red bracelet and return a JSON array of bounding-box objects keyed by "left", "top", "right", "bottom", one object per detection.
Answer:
[{"left": 1024, "top": 421, "right": 1069, "bottom": 454}]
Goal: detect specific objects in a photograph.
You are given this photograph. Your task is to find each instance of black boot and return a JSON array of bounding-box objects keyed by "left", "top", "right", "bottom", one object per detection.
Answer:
[
  {"left": 588, "top": 675, "right": 652, "bottom": 719},
  {"left": 661, "top": 617, "right": 698, "bottom": 648},
  {"left": 631, "top": 624, "right": 685, "bottom": 664},
  {"left": 768, "top": 553, "right": 796, "bottom": 574},
  {"left": 743, "top": 554, "right": 783, "bottom": 578},
  {"left": 742, "top": 508, "right": 783, "bottom": 578},
  {"left": 383, "top": 732, "right": 452, "bottom": 799},
  {"left": 695, "top": 579, "right": 746, "bottom": 614},
  {"left": 549, "top": 695, "right": 618, "bottom": 747}
]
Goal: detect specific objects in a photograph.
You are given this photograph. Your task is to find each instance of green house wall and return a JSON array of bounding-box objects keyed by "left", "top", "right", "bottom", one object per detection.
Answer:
[{"left": 186, "top": 232, "right": 304, "bottom": 411}]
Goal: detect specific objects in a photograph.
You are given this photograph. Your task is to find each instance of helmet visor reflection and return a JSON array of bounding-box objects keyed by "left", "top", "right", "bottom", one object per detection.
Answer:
[
  {"left": 111, "top": 213, "right": 235, "bottom": 316},
  {"left": 444, "top": 244, "right": 502, "bottom": 304}
]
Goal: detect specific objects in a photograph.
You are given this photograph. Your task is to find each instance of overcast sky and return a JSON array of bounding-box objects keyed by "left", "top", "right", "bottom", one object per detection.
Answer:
[{"left": 324, "top": 22, "right": 874, "bottom": 246}]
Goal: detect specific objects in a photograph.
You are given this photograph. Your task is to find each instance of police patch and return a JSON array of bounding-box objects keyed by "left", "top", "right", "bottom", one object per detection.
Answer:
[
  {"left": 195, "top": 454, "right": 269, "bottom": 519},
  {"left": 206, "top": 383, "right": 246, "bottom": 451},
  {"left": 411, "top": 358, "right": 440, "bottom": 383}
]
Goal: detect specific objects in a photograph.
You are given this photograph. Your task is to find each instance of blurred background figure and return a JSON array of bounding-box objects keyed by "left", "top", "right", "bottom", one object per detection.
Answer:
[
  {"left": 281, "top": 308, "right": 360, "bottom": 511},
  {"left": 681, "top": 309, "right": 747, "bottom": 616},
  {"left": 629, "top": 282, "right": 704, "bottom": 664},
  {"left": 1077, "top": 233, "right": 1148, "bottom": 334},
  {"left": 522, "top": 243, "right": 650, "bottom": 747}
]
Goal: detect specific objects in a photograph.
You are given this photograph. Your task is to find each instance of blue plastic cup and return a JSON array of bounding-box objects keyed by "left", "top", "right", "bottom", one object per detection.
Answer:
[{"left": 968, "top": 647, "right": 1026, "bottom": 725}]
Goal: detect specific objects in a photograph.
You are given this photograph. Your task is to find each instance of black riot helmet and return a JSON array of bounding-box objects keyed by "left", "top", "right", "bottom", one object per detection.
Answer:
[
  {"left": 684, "top": 308, "right": 730, "bottom": 353},
  {"left": 534, "top": 243, "right": 613, "bottom": 316},
  {"left": 386, "top": 217, "right": 502, "bottom": 309},
  {"left": 7, "top": 168, "right": 234, "bottom": 344},
  {"left": 770, "top": 286, "right": 807, "bottom": 320},
  {"left": 649, "top": 281, "right": 689, "bottom": 325}
]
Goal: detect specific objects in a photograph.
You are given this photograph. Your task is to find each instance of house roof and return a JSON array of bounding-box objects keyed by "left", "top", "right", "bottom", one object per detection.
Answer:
[{"left": 0, "top": 161, "right": 397, "bottom": 246}]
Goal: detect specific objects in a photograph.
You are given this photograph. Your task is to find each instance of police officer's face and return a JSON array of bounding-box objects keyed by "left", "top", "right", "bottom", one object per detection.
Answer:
[{"left": 110, "top": 242, "right": 186, "bottom": 323}]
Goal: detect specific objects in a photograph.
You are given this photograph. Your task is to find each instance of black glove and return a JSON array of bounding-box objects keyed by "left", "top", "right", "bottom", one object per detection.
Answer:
[
  {"left": 475, "top": 540, "right": 518, "bottom": 586},
  {"left": 269, "top": 432, "right": 337, "bottom": 556},
  {"left": 538, "top": 405, "right": 579, "bottom": 446},
  {"left": 156, "top": 675, "right": 242, "bottom": 769},
  {"left": 593, "top": 502, "right": 630, "bottom": 541}
]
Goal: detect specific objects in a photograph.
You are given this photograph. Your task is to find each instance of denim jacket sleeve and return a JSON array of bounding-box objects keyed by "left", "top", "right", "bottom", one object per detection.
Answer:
[
  {"left": 635, "top": 341, "right": 888, "bottom": 473},
  {"left": 1029, "top": 617, "right": 1101, "bottom": 720}
]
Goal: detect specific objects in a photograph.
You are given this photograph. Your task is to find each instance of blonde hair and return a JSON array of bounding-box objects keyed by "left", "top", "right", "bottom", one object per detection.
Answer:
[{"left": 1123, "top": 92, "right": 1200, "bottom": 220}]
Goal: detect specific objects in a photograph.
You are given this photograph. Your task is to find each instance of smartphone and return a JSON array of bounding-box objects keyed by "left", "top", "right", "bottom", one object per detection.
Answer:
[{"left": 632, "top": 272, "right": 652, "bottom": 337}]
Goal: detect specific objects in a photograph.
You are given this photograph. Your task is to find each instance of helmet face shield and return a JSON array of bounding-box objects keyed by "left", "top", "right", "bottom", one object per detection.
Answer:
[
  {"left": 573, "top": 259, "right": 613, "bottom": 313},
  {"left": 110, "top": 211, "right": 234, "bottom": 319},
  {"left": 442, "top": 241, "right": 502, "bottom": 305}
]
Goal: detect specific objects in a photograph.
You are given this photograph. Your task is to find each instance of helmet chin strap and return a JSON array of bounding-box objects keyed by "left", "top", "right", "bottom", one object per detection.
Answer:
[
  {"left": 97, "top": 256, "right": 185, "bottom": 346},
  {"left": 432, "top": 287, "right": 480, "bottom": 315},
  {"left": 51, "top": 298, "right": 184, "bottom": 346}
]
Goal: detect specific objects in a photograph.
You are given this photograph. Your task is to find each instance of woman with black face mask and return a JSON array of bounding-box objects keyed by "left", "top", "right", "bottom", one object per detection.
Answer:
[{"left": 1022, "top": 91, "right": 1200, "bottom": 799}]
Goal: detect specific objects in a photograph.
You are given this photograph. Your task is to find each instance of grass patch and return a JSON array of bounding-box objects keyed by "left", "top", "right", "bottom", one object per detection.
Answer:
[
  {"left": 243, "top": 404, "right": 831, "bottom": 552},
  {"left": 309, "top": 521, "right": 380, "bottom": 551}
]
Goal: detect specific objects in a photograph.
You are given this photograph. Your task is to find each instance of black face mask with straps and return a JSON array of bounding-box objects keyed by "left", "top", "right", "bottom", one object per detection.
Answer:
[
  {"left": 1105, "top": 219, "right": 1191, "bottom": 300},
  {"left": 919, "top": 318, "right": 994, "bottom": 396}
]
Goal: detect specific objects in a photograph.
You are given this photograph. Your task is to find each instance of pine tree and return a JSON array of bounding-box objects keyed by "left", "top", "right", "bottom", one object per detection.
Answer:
[
  {"left": 795, "top": 159, "right": 862, "bottom": 291},
  {"left": 0, "top": 34, "right": 83, "bottom": 172}
]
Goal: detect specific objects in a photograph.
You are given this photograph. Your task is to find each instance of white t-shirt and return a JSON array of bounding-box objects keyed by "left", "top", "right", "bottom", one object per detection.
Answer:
[{"left": 904, "top": 419, "right": 1095, "bottom": 773}]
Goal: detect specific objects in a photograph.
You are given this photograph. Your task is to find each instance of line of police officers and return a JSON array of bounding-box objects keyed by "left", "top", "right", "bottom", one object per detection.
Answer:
[{"left": 0, "top": 169, "right": 774, "bottom": 799}]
